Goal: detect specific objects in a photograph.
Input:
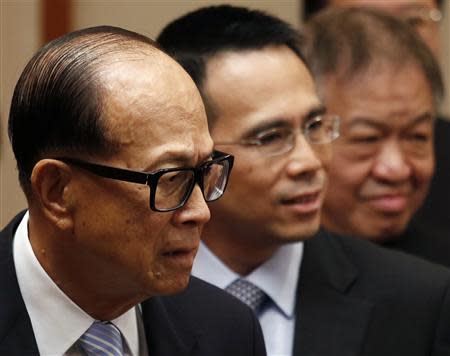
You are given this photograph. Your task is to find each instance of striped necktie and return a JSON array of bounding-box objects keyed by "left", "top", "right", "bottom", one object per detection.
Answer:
[
  {"left": 79, "top": 321, "right": 124, "bottom": 356},
  {"left": 225, "top": 278, "right": 268, "bottom": 312}
]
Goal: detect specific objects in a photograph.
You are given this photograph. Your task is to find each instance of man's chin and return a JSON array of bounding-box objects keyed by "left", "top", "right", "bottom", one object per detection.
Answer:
[
  {"left": 273, "top": 223, "right": 321, "bottom": 243},
  {"left": 364, "top": 220, "right": 410, "bottom": 243},
  {"left": 142, "top": 272, "right": 192, "bottom": 297}
]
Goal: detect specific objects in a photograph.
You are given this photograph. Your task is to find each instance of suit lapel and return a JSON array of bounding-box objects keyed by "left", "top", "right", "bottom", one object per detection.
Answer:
[
  {"left": 141, "top": 296, "right": 200, "bottom": 356},
  {"left": 0, "top": 211, "right": 39, "bottom": 354},
  {"left": 293, "top": 230, "right": 373, "bottom": 356},
  {"left": 0, "top": 309, "right": 39, "bottom": 355}
]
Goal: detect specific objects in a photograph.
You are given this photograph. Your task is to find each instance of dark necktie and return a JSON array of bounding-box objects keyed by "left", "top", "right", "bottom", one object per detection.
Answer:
[{"left": 226, "top": 278, "right": 268, "bottom": 312}]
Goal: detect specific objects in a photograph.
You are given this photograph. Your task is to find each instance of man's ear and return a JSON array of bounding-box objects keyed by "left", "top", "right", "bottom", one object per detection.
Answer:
[{"left": 30, "top": 159, "right": 74, "bottom": 231}]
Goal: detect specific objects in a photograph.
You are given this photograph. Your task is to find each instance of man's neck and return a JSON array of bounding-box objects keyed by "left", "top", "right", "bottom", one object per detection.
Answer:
[
  {"left": 202, "top": 224, "right": 280, "bottom": 275},
  {"left": 28, "top": 217, "right": 143, "bottom": 320}
]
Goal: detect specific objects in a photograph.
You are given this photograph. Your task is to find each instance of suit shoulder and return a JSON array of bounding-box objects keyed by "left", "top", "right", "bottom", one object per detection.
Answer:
[
  {"left": 383, "top": 222, "right": 450, "bottom": 268},
  {"left": 304, "top": 231, "right": 450, "bottom": 354},
  {"left": 146, "top": 277, "right": 266, "bottom": 355},
  {"left": 0, "top": 212, "right": 25, "bottom": 238},
  {"left": 436, "top": 116, "right": 450, "bottom": 131},
  {"left": 330, "top": 232, "right": 450, "bottom": 288},
  {"left": 166, "top": 276, "right": 254, "bottom": 315}
]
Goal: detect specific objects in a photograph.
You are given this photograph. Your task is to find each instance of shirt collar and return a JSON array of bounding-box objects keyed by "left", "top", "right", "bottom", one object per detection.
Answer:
[
  {"left": 13, "top": 211, "right": 139, "bottom": 355},
  {"left": 192, "top": 240, "right": 303, "bottom": 318},
  {"left": 192, "top": 240, "right": 239, "bottom": 288}
]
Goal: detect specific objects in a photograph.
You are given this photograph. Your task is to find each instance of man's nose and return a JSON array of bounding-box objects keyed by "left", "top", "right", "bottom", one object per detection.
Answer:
[
  {"left": 174, "top": 184, "right": 211, "bottom": 226},
  {"left": 285, "top": 134, "right": 323, "bottom": 179},
  {"left": 372, "top": 140, "right": 412, "bottom": 183}
]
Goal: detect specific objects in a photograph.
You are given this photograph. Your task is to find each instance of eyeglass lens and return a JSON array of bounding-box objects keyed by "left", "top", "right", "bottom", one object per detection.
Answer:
[
  {"left": 306, "top": 116, "right": 339, "bottom": 144},
  {"left": 203, "top": 161, "right": 228, "bottom": 201},
  {"left": 153, "top": 159, "right": 230, "bottom": 210},
  {"left": 155, "top": 170, "right": 195, "bottom": 210},
  {"left": 249, "top": 115, "right": 339, "bottom": 156}
]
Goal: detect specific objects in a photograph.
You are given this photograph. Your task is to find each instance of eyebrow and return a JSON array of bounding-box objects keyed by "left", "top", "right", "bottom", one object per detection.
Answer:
[
  {"left": 404, "top": 112, "right": 435, "bottom": 130},
  {"left": 347, "top": 112, "right": 435, "bottom": 131},
  {"left": 145, "top": 149, "right": 214, "bottom": 171},
  {"left": 305, "top": 106, "right": 327, "bottom": 120},
  {"left": 398, "top": 4, "right": 434, "bottom": 10},
  {"left": 347, "top": 117, "right": 387, "bottom": 131},
  {"left": 243, "top": 105, "right": 327, "bottom": 138}
]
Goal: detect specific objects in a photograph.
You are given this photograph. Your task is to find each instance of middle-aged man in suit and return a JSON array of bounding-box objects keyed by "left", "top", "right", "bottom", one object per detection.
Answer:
[
  {"left": 303, "top": 0, "right": 450, "bottom": 265},
  {"left": 158, "top": 5, "right": 450, "bottom": 356},
  {"left": 302, "top": 7, "right": 450, "bottom": 268},
  {"left": 1, "top": 25, "right": 267, "bottom": 356}
]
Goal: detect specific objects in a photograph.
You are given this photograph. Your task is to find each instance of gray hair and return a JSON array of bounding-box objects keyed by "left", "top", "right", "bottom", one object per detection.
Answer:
[{"left": 302, "top": 7, "right": 444, "bottom": 105}]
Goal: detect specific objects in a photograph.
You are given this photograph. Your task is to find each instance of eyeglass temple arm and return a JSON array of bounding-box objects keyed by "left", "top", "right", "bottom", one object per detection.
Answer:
[{"left": 58, "top": 158, "right": 149, "bottom": 185}]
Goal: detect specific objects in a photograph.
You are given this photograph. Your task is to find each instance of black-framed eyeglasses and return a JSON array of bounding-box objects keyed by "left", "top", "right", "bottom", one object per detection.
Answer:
[
  {"left": 215, "top": 114, "right": 340, "bottom": 157},
  {"left": 57, "top": 151, "right": 234, "bottom": 212}
]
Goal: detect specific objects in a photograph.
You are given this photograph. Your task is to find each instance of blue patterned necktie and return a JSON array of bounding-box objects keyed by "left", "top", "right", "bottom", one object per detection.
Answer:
[
  {"left": 225, "top": 278, "right": 268, "bottom": 312},
  {"left": 79, "top": 321, "right": 124, "bottom": 356}
]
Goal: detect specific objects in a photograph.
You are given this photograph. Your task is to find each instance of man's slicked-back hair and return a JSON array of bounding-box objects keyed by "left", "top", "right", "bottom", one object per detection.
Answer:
[
  {"left": 8, "top": 25, "right": 157, "bottom": 196},
  {"left": 157, "top": 5, "right": 307, "bottom": 121},
  {"left": 302, "top": 7, "right": 444, "bottom": 105}
]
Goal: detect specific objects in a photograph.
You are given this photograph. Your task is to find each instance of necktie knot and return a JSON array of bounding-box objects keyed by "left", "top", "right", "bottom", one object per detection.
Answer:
[
  {"left": 79, "top": 321, "right": 124, "bottom": 356},
  {"left": 225, "top": 279, "right": 268, "bottom": 312}
]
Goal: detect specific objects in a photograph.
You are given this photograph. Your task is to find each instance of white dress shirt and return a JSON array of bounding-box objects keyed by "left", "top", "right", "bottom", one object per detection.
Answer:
[
  {"left": 192, "top": 240, "right": 303, "bottom": 356},
  {"left": 13, "top": 212, "right": 142, "bottom": 356}
]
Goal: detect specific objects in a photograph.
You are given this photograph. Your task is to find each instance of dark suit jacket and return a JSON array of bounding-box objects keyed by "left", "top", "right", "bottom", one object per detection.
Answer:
[
  {"left": 382, "top": 222, "right": 450, "bottom": 269},
  {"left": 293, "top": 230, "right": 450, "bottom": 356},
  {"left": 0, "top": 212, "right": 266, "bottom": 356},
  {"left": 413, "top": 116, "right": 450, "bottom": 233}
]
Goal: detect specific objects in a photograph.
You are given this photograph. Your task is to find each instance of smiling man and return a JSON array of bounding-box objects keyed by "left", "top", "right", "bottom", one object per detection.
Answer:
[
  {"left": 302, "top": 6, "right": 449, "bottom": 256},
  {"left": 322, "top": 63, "right": 434, "bottom": 239},
  {"left": 303, "top": 7, "right": 441, "bottom": 241},
  {"left": 303, "top": 0, "right": 450, "bottom": 267},
  {"left": 159, "top": 5, "right": 450, "bottom": 356},
  {"left": 0, "top": 25, "right": 266, "bottom": 355}
]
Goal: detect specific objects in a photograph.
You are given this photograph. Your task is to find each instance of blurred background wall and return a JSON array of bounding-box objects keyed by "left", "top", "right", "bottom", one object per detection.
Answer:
[{"left": 1, "top": 0, "right": 449, "bottom": 227}]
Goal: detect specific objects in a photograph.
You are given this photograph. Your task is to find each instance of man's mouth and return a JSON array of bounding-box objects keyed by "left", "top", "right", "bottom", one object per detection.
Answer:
[
  {"left": 367, "top": 194, "right": 408, "bottom": 214},
  {"left": 161, "top": 246, "right": 198, "bottom": 268},
  {"left": 282, "top": 192, "right": 319, "bottom": 204},
  {"left": 163, "top": 250, "right": 188, "bottom": 256},
  {"left": 280, "top": 191, "right": 322, "bottom": 214}
]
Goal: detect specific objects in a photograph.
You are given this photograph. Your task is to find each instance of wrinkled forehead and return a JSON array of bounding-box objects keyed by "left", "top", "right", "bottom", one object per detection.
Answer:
[
  {"left": 329, "top": 0, "right": 437, "bottom": 11},
  {"left": 102, "top": 50, "right": 203, "bottom": 113},
  {"left": 99, "top": 48, "right": 197, "bottom": 94},
  {"left": 321, "top": 60, "right": 435, "bottom": 125},
  {"left": 324, "top": 58, "right": 430, "bottom": 93},
  {"left": 97, "top": 51, "right": 209, "bottom": 147}
]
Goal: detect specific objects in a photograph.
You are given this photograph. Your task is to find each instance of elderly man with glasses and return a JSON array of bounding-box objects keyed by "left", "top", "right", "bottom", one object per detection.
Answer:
[
  {"left": 158, "top": 5, "right": 450, "bottom": 356},
  {"left": 0, "top": 25, "right": 267, "bottom": 355}
]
